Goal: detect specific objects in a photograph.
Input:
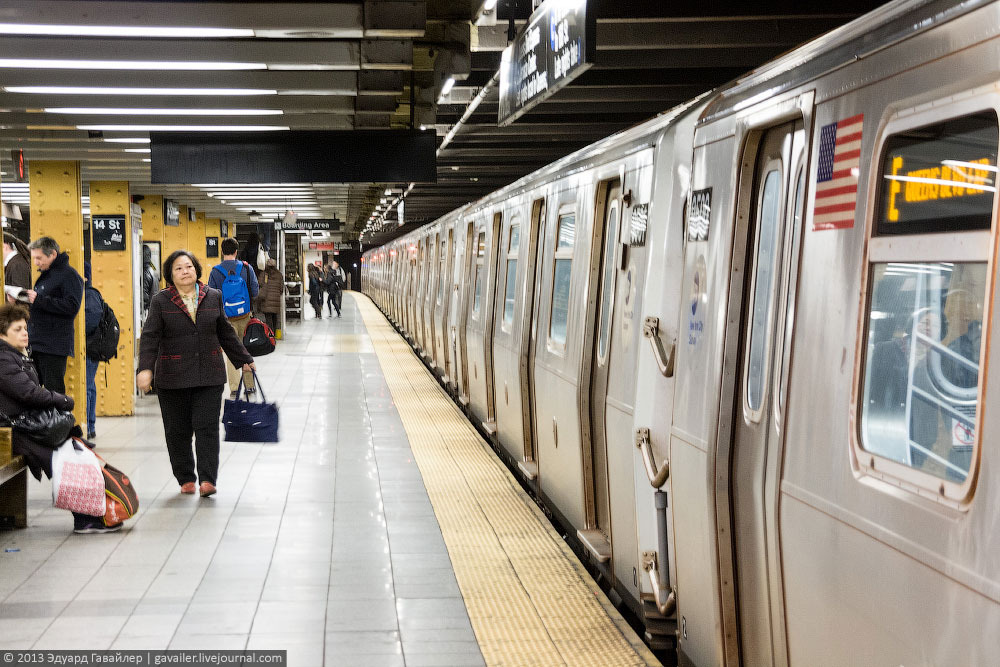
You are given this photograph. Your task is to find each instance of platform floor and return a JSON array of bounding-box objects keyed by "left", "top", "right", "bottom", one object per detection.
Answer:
[{"left": 0, "top": 293, "right": 658, "bottom": 667}]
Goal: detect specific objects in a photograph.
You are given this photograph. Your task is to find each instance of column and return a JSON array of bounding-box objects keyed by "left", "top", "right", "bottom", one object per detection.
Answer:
[
  {"left": 89, "top": 181, "right": 134, "bottom": 416},
  {"left": 28, "top": 161, "right": 86, "bottom": 426},
  {"left": 140, "top": 194, "right": 165, "bottom": 290}
]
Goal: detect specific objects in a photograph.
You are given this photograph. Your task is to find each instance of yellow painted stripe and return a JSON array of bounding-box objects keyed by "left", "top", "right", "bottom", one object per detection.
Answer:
[{"left": 353, "top": 293, "right": 660, "bottom": 667}]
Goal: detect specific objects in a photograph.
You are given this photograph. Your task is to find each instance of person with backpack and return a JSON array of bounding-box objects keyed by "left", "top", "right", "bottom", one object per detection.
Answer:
[
  {"left": 83, "top": 263, "right": 103, "bottom": 439},
  {"left": 208, "top": 238, "right": 259, "bottom": 399}
]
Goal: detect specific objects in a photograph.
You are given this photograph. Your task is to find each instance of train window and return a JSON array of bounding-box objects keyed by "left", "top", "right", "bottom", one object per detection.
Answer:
[
  {"left": 502, "top": 223, "right": 520, "bottom": 330},
  {"left": 549, "top": 211, "right": 576, "bottom": 348},
  {"left": 473, "top": 231, "right": 486, "bottom": 314},
  {"left": 597, "top": 198, "right": 620, "bottom": 362},
  {"left": 746, "top": 169, "right": 782, "bottom": 414},
  {"left": 876, "top": 112, "right": 997, "bottom": 236},
  {"left": 437, "top": 239, "right": 445, "bottom": 304},
  {"left": 861, "top": 263, "right": 985, "bottom": 483}
]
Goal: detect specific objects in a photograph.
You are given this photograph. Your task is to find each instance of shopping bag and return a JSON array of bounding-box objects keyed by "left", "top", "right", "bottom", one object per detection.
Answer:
[
  {"left": 223, "top": 371, "right": 279, "bottom": 443},
  {"left": 51, "top": 438, "right": 106, "bottom": 516}
]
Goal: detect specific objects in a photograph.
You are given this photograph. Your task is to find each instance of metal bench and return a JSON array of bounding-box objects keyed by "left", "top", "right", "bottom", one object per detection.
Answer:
[{"left": 0, "top": 427, "right": 27, "bottom": 529}]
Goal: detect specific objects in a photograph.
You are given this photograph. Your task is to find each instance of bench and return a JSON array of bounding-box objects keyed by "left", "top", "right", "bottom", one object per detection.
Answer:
[{"left": 0, "top": 427, "right": 27, "bottom": 529}]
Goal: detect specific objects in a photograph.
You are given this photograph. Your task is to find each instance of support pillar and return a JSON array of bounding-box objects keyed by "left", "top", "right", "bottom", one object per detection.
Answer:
[
  {"left": 163, "top": 204, "right": 188, "bottom": 261},
  {"left": 28, "top": 161, "right": 86, "bottom": 427},
  {"left": 139, "top": 194, "right": 165, "bottom": 290},
  {"left": 189, "top": 210, "right": 209, "bottom": 271},
  {"left": 89, "top": 181, "right": 134, "bottom": 416}
]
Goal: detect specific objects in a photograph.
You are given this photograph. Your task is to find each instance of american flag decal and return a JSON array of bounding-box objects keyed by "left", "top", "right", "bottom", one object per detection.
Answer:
[{"left": 813, "top": 113, "right": 863, "bottom": 230}]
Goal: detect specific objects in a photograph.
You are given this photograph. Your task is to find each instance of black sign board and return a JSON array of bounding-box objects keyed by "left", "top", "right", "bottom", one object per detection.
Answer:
[
  {"left": 164, "top": 199, "right": 179, "bottom": 227},
  {"left": 92, "top": 215, "right": 127, "bottom": 251},
  {"left": 498, "top": 0, "right": 596, "bottom": 126},
  {"left": 281, "top": 219, "right": 341, "bottom": 231},
  {"left": 206, "top": 236, "right": 219, "bottom": 258}
]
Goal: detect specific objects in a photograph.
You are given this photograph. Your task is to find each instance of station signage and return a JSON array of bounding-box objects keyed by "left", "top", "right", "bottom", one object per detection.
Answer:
[
  {"left": 164, "top": 199, "right": 179, "bottom": 227},
  {"left": 92, "top": 215, "right": 127, "bottom": 251},
  {"left": 280, "top": 219, "right": 341, "bottom": 231},
  {"left": 498, "top": 0, "right": 595, "bottom": 127},
  {"left": 206, "top": 236, "right": 219, "bottom": 258},
  {"left": 308, "top": 241, "right": 354, "bottom": 251}
]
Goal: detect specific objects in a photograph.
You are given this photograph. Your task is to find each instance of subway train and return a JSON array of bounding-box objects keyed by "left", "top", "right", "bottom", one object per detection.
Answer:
[{"left": 362, "top": 0, "right": 1000, "bottom": 664}]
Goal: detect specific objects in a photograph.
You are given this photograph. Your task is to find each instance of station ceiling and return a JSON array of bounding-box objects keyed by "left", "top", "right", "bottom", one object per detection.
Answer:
[{"left": 0, "top": 0, "right": 889, "bottom": 244}]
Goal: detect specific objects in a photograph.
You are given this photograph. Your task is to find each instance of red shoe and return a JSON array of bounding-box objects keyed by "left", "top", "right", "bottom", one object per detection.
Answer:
[
  {"left": 199, "top": 482, "right": 217, "bottom": 497},
  {"left": 180, "top": 482, "right": 196, "bottom": 494}
]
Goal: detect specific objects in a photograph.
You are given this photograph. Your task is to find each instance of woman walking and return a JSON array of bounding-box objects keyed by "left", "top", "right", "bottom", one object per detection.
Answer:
[
  {"left": 256, "top": 258, "right": 284, "bottom": 334},
  {"left": 136, "top": 250, "right": 254, "bottom": 497},
  {"left": 307, "top": 264, "right": 324, "bottom": 319}
]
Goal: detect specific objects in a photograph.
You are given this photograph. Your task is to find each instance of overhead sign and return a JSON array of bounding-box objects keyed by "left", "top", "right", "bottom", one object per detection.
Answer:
[
  {"left": 498, "top": 0, "right": 595, "bottom": 126},
  {"left": 164, "top": 199, "right": 179, "bottom": 227},
  {"left": 308, "top": 241, "right": 354, "bottom": 251},
  {"left": 281, "top": 219, "right": 341, "bottom": 231},
  {"left": 92, "top": 215, "right": 127, "bottom": 251}
]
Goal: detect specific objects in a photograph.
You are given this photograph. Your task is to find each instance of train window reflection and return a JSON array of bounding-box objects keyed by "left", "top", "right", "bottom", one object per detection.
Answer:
[
  {"left": 861, "top": 262, "right": 985, "bottom": 483},
  {"left": 746, "top": 169, "right": 782, "bottom": 414},
  {"left": 503, "top": 224, "right": 520, "bottom": 329},
  {"left": 550, "top": 211, "right": 576, "bottom": 348},
  {"left": 473, "top": 231, "right": 485, "bottom": 314}
]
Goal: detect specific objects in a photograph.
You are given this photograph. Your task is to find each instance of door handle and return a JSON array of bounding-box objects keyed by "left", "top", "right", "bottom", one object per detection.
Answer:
[
  {"left": 636, "top": 427, "right": 669, "bottom": 488},
  {"left": 643, "top": 316, "right": 675, "bottom": 377}
]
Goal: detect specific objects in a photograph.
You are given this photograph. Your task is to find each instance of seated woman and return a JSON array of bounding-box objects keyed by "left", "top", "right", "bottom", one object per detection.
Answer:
[{"left": 0, "top": 304, "right": 118, "bottom": 533}]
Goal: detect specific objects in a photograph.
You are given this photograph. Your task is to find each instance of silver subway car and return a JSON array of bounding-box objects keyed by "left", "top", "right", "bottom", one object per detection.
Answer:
[{"left": 363, "top": 0, "right": 1000, "bottom": 663}]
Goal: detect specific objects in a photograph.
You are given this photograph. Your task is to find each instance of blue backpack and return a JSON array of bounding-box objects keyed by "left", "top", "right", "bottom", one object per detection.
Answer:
[{"left": 213, "top": 262, "right": 251, "bottom": 318}]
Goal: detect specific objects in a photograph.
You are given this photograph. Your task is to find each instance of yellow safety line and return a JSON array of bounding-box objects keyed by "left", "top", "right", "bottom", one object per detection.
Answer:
[{"left": 353, "top": 294, "right": 660, "bottom": 667}]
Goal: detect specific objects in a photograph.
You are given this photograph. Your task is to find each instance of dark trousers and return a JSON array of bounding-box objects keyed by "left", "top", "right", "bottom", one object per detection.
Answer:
[
  {"left": 329, "top": 289, "right": 342, "bottom": 315},
  {"left": 156, "top": 384, "right": 225, "bottom": 486},
  {"left": 34, "top": 352, "right": 67, "bottom": 394},
  {"left": 263, "top": 311, "right": 278, "bottom": 333}
]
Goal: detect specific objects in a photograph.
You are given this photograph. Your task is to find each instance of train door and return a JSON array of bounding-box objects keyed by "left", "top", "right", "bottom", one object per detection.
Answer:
[
  {"left": 519, "top": 198, "right": 546, "bottom": 477},
  {"left": 458, "top": 221, "right": 475, "bottom": 404},
  {"left": 482, "top": 211, "right": 503, "bottom": 432},
  {"left": 428, "top": 233, "right": 440, "bottom": 364},
  {"left": 440, "top": 230, "right": 453, "bottom": 382},
  {"left": 728, "top": 120, "right": 805, "bottom": 667},
  {"left": 579, "top": 178, "right": 622, "bottom": 562}
]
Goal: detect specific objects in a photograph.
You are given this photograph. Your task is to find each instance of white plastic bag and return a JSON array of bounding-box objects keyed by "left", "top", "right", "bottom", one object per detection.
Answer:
[
  {"left": 51, "top": 438, "right": 106, "bottom": 516},
  {"left": 256, "top": 245, "right": 268, "bottom": 271}
]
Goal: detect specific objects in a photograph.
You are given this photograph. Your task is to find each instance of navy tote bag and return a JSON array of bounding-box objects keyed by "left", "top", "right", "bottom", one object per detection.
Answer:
[{"left": 223, "top": 371, "right": 279, "bottom": 443}]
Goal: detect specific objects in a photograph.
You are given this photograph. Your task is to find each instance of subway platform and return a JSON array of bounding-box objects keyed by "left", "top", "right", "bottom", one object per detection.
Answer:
[{"left": 0, "top": 293, "right": 658, "bottom": 667}]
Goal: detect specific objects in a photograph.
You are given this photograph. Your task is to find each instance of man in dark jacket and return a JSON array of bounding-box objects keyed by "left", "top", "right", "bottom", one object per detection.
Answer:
[
  {"left": 26, "top": 237, "right": 83, "bottom": 394},
  {"left": 142, "top": 244, "right": 158, "bottom": 312}
]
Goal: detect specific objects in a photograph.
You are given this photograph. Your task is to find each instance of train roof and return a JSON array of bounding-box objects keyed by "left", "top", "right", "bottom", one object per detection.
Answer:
[{"left": 701, "top": 0, "right": 991, "bottom": 123}]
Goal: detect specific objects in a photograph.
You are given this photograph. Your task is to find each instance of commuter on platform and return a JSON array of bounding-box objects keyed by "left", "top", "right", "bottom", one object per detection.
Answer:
[
  {"left": 307, "top": 264, "right": 324, "bottom": 319},
  {"left": 137, "top": 250, "right": 255, "bottom": 498},
  {"left": 25, "top": 236, "right": 83, "bottom": 394},
  {"left": 208, "top": 238, "right": 258, "bottom": 399},
  {"left": 257, "top": 258, "right": 284, "bottom": 334},
  {"left": 325, "top": 261, "right": 346, "bottom": 318},
  {"left": 83, "top": 263, "right": 103, "bottom": 440},
  {"left": 141, "top": 245, "right": 158, "bottom": 313},
  {"left": 0, "top": 304, "right": 116, "bottom": 533},
  {"left": 3, "top": 233, "right": 31, "bottom": 294},
  {"left": 240, "top": 231, "right": 266, "bottom": 284}
]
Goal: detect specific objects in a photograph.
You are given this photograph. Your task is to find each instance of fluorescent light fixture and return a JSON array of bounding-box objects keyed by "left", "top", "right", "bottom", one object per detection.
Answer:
[
  {"left": 384, "top": 188, "right": 392, "bottom": 195},
  {"left": 483, "top": 0, "right": 498, "bottom": 10},
  {"left": 194, "top": 183, "right": 309, "bottom": 187},
  {"left": 0, "top": 24, "right": 254, "bottom": 38},
  {"left": 0, "top": 59, "right": 265, "bottom": 71},
  {"left": 141, "top": 158, "right": 151, "bottom": 162},
  {"left": 123, "top": 148, "right": 151, "bottom": 153},
  {"left": 49, "top": 107, "right": 283, "bottom": 116},
  {"left": 7, "top": 86, "right": 278, "bottom": 96},
  {"left": 103, "top": 137, "right": 150, "bottom": 143},
  {"left": 440, "top": 77, "right": 456, "bottom": 97},
  {"left": 77, "top": 125, "right": 289, "bottom": 131}
]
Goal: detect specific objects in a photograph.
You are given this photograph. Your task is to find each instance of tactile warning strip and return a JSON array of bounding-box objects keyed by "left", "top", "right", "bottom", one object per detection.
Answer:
[{"left": 353, "top": 294, "right": 660, "bottom": 667}]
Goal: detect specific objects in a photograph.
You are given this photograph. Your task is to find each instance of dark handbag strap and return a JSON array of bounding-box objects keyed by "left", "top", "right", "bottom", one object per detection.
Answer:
[{"left": 234, "top": 370, "right": 268, "bottom": 403}]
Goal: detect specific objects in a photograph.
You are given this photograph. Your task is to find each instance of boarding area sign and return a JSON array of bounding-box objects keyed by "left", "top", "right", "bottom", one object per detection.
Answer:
[{"left": 498, "top": 0, "right": 595, "bottom": 127}]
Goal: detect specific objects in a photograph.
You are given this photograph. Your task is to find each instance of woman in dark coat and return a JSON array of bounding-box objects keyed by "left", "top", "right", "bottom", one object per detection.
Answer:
[
  {"left": 307, "top": 264, "right": 324, "bottom": 319},
  {"left": 136, "top": 250, "right": 255, "bottom": 498},
  {"left": 256, "top": 258, "right": 284, "bottom": 333},
  {"left": 0, "top": 304, "right": 114, "bottom": 533}
]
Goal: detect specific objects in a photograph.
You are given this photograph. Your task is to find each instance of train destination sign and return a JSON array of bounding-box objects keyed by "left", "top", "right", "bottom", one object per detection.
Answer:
[
  {"left": 498, "top": 0, "right": 595, "bottom": 127},
  {"left": 92, "top": 215, "right": 127, "bottom": 251}
]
